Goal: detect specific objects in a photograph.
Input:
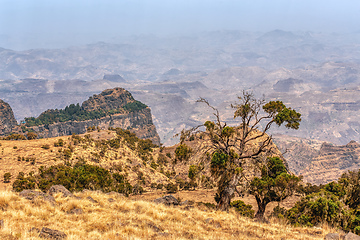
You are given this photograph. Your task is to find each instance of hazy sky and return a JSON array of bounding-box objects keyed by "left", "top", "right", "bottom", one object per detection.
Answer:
[{"left": 1, "top": 0, "right": 359, "bottom": 50}]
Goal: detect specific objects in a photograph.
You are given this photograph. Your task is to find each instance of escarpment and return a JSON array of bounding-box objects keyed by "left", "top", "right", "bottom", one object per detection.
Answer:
[
  {"left": 23, "top": 88, "right": 160, "bottom": 145},
  {"left": 0, "top": 99, "right": 18, "bottom": 135}
]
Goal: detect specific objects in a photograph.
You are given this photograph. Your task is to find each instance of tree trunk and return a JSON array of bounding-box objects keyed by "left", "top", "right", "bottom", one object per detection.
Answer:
[
  {"left": 255, "top": 196, "right": 268, "bottom": 220},
  {"left": 217, "top": 174, "right": 241, "bottom": 211}
]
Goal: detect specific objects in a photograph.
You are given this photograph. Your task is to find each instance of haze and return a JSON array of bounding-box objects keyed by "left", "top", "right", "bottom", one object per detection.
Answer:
[{"left": 1, "top": 0, "right": 359, "bottom": 50}]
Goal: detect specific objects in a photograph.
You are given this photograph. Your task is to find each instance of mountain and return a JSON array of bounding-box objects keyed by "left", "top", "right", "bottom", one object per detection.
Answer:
[
  {"left": 0, "top": 87, "right": 160, "bottom": 145},
  {"left": 0, "top": 99, "right": 17, "bottom": 135},
  {"left": 274, "top": 135, "right": 360, "bottom": 184},
  {"left": 1, "top": 31, "right": 360, "bottom": 146}
]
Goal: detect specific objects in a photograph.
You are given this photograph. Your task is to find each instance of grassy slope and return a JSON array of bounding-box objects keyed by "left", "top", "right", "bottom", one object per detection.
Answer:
[
  {"left": 0, "top": 131, "right": 341, "bottom": 239},
  {"left": 0, "top": 190, "right": 330, "bottom": 240}
]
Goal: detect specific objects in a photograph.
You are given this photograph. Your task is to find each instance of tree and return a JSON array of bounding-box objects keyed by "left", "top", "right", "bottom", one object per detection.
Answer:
[
  {"left": 249, "top": 157, "right": 301, "bottom": 219},
  {"left": 181, "top": 91, "right": 301, "bottom": 211}
]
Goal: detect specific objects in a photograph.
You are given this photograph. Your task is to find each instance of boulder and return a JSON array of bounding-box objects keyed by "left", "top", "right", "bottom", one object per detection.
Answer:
[
  {"left": 325, "top": 233, "right": 341, "bottom": 240},
  {"left": 345, "top": 232, "right": 360, "bottom": 240},
  {"left": 39, "top": 227, "right": 67, "bottom": 239},
  {"left": 19, "top": 190, "right": 55, "bottom": 205},
  {"left": 48, "top": 185, "right": 73, "bottom": 198},
  {"left": 154, "top": 195, "right": 179, "bottom": 206}
]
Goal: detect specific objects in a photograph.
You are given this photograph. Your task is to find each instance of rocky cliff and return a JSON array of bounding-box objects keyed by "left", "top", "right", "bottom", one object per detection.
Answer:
[
  {"left": 0, "top": 99, "right": 18, "bottom": 135},
  {"left": 274, "top": 135, "right": 360, "bottom": 185},
  {"left": 26, "top": 88, "right": 160, "bottom": 145}
]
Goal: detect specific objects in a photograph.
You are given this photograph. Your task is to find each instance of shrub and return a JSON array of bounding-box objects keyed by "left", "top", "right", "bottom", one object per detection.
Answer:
[
  {"left": 174, "top": 144, "right": 192, "bottom": 163},
  {"left": 270, "top": 205, "right": 287, "bottom": 219},
  {"left": 26, "top": 132, "right": 37, "bottom": 140},
  {"left": 166, "top": 183, "right": 178, "bottom": 193},
  {"left": 132, "top": 184, "right": 144, "bottom": 195},
  {"left": 54, "top": 139, "right": 64, "bottom": 147},
  {"left": 286, "top": 190, "right": 347, "bottom": 228},
  {"left": 13, "top": 161, "right": 133, "bottom": 196},
  {"left": 4, "top": 134, "right": 26, "bottom": 140},
  {"left": 3, "top": 172, "right": 11, "bottom": 183},
  {"left": 41, "top": 144, "right": 50, "bottom": 149},
  {"left": 12, "top": 172, "right": 36, "bottom": 192},
  {"left": 231, "top": 200, "right": 255, "bottom": 218}
]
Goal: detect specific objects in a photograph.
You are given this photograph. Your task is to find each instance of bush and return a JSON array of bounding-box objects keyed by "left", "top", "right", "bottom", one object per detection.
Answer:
[
  {"left": 26, "top": 132, "right": 37, "bottom": 140},
  {"left": 4, "top": 134, "right": 26, "bottom": 140},
  {"left": 166, "top": 183, "right": 178, "bottom": 193},
  {"left": 174, "top": 144, "right": 192, "bottom": 163},
  {"left": 3, "top": 172, "right": 11, "bottom": 183},
  {"left": 54, "top": 139, "right": 64, "bottom": 147},
  {"left": 41, "top": 144, "right": 50, "bottom": 149},
  {"left": 231, "top": 200, "right": 255, "bottom": 218},
  {"left": 12, "top": 172, "right": 36, "bottom": 192},
  {"left": 270, "top": 205, "right": 287, "bottom": 219},
  {"left": 13, "top": 161, "right": 133, "bottom": 196},
  {"left": 286, "top": 190, "right": 347, "bottom": 228}
]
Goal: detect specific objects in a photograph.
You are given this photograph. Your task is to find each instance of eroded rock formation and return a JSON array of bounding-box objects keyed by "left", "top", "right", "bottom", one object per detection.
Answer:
[{"left": 0, "top": 99, "right": 18, "bottom": 135}]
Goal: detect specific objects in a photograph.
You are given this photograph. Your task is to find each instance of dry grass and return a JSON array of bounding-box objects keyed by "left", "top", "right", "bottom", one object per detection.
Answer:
[
  {"left": 0, "top": 190, "right": 334, "bottom": 240},
  {"left": 0, "top": 130, "right": 170, "bottom": 191}
]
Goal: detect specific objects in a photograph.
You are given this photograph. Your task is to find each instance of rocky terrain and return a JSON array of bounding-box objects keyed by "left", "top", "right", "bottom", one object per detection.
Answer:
[
  {"left": 0, "top": 87, "right": 160, "bottom": 145},
  {"left": 274, "top": 135, "right": 360, "bottom": 184},
  {"left": 0, "top": 99, "right": 17, "bottom": 135}
]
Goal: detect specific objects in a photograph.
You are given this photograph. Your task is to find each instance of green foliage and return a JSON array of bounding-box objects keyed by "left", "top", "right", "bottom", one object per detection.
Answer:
[
  {"left": 286, "top": 190, "right": 347, "bottom": 228},
  {"left": 338, "top": 170, "right": 360, "bottom": 209},
  {"left": 263, "top": 101, "right": 301, "bottom": 129},
  {"left": 41, "top": 144, "right": 50, "bottom": 150},
  {"left": 3, "top": 172, "right": 11, "bottom": 183},
  {"left": 12, "top": 172, "right": 36, "bottom": 192},
  {"left": 249, "top": 157, "right": 301, "bottom": 218},
  {"left": 230, "top": 200, "right": 255, "bottom": 218},
  {"left": 12, "top": 161, "right": 133, "bottom": 196},
  {"left": 24, "top": 99, "right": 147, "bottom": 127},
  {"left": 123, "top": 100, "right": 147, "bottom": 112},
  {"left": 174, "top": 144, "right": 192, "bottom": 163},
  {"left": 270, "top": 205, "right": 287, "bottom": 219},
  {"left": 3, "top": 134, "right": 26, "bottom": 140},
  {"left": 165, "top": 183, "right": 178, "bottom": 193},
  {"left": 188, "top": 165, "right": 198, "bottom": 180},
  {"left": 210, "top": 151, "right": 232, "bottom": 178},
  {"left": 54, "top": 139, "right": 64, "bottom": 147}
]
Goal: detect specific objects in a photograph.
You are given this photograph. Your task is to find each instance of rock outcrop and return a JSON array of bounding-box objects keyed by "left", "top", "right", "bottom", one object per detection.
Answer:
[
  {"left": 27, "top": 88, "right": 160, "bottom": 145},
  {"left": 0, "top": 99, "right": 18, "bottom": 135},
  {"left": 274, "top": 135, "right": 360, "bottom": 184}
]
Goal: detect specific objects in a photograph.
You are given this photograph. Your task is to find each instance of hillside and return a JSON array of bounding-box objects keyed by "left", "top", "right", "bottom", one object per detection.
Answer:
[
  {"left": 0, "top": 129, "right": 167, "bottom": 192},
  {"left": 0, "top": 189, "right": 329, "bottom": 240}
]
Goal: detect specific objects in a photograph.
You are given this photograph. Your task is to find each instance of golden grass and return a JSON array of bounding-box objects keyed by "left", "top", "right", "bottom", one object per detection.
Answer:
[
  {"left": 0, "top": 131, "right": 170, "bottom": 191},
  {"left": 0, "top": 190, "right": 334, "bottom": 240}
]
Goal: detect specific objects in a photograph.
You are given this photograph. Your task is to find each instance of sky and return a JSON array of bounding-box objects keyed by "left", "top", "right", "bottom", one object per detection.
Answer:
[{"left": 0, "top": 0, "right": 359, "bottom": 50}]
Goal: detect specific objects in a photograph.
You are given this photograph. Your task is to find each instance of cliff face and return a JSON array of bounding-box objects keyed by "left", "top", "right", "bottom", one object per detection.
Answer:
[
  {"left": 27, "top": 88, "right": 160, "bottom": 145},
  {"left": 0, "top": 99, "right": 18, "bottom": 135},
  {"left": 274, "top": 135, "right": 360, "bottom": 185},
  {"left": 31, "top": 108, "right": 160, "bottom": 145}
]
